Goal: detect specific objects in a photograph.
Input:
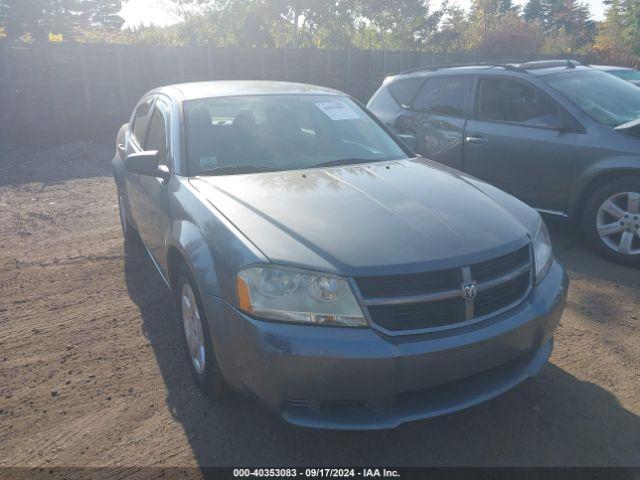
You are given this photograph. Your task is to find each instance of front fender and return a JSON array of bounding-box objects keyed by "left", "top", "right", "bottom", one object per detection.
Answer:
[{"left": 168, "top": 220, "right": 221, "bottom": 297}]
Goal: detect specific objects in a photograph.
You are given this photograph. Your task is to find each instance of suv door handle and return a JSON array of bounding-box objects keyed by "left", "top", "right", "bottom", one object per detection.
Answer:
[{"left": 465, "top": 136, "right": 488, "bottom": 145}]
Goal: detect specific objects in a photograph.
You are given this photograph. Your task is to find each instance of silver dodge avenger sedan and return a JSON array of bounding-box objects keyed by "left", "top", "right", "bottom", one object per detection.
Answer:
[{"left": 112, "top": 81, "right": 568, "bottom": 429}]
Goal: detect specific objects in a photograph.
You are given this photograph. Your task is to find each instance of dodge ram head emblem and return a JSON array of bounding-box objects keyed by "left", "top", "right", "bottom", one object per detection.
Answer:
[{"left": 462, "top": 281, "right": 477, "bottom": 300}]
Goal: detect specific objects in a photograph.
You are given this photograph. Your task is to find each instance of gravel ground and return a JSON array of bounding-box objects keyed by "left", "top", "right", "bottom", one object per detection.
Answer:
[{"left": 0, "top": 141, "right": 639, "bottom": 468}]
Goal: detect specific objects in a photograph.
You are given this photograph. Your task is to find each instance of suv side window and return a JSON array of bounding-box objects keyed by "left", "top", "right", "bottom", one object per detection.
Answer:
[
  {"left": 131, "top": 98, "right": 154, "bottom": 145},
  {"left": 387, "top": 78, "right": 425, "bottom": 107},
  {"left": 144, "top": 108, "right": 169, "bottom": 167},
  {"left": 477, "top": 78, "right": 561, "bottom": 128},
  {"left": 413, "top": 77, "right": 473, "bottom": 116}
]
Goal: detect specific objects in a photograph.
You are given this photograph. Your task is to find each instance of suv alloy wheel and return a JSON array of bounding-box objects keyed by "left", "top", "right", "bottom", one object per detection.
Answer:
[{"left": 583, "top": 177, "right": 640, "bottom": 267}]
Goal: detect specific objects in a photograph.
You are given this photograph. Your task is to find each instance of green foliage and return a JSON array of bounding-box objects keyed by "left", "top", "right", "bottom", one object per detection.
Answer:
[
  {"left": 597, "top": 0, "right": 640, "bottom": 56},
  {"left": 77, "top": 0, "right": 124, "bottom": 30},
  {"left": 0, "top": 0, "right": 124, "bottom": 41},
  {"left": 2, "top": 0, "right": 639, "bottom": 68}
]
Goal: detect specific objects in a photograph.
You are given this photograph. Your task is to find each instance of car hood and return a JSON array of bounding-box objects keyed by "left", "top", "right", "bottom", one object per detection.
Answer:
[{"left": 190, "top": 158, "right": 539, "bottom": 276}]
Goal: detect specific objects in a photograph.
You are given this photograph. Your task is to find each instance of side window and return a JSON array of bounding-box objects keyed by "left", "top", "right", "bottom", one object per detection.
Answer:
[
  {"left": 131, "top": 99, "right": 153, "bottom": 145},
  {"left": 478, "top": 78, "right": 561, "bottom": 128},
  {"left": 387, "top": 78, "right": 425, "bottom": 107},
  {"left": 413, "top": 77, "right": 473, "bottom": 116},
  {"left": 144, "top": 109, "right": 169, "bottom": 167}
]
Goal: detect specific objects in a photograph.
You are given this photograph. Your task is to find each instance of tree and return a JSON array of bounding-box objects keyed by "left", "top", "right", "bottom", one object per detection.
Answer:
[
  {"left": 473, "top": 11, "right": 542, "bottom": 58},
  {"left": 77, "top": 0, "right": 124, "bottom": 30},
  {"left": 0, "top": 0, "right": 124, "bottom": 40},
  {"left": 0, "top": 0, "right": 78, "bottom": 40},
  {"left": 523, "top": 0, "right": 544, "bottom": 22},
  {"left": 598, "top": 0, "right": 640, "bottom": 55},
  {"left": 430, "top": 4, "right": 470, "bottom": 54},
  {"left": 360, "top": 0, "right": 447, "bottom": 51}
]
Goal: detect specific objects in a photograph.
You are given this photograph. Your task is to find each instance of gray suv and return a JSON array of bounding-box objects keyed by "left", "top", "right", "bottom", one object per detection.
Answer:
[{"left": 368, "top": 60, "right": 640, "bottom": 267}]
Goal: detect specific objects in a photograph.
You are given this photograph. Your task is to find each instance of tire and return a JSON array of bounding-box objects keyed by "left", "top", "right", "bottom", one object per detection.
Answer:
[
  {"left": 582, "top": 176, "right": 640, "bottom": 267},
  {"left": 117, "top": 190, "right": 139, "bottom": 244},
  {"left": 175, "top": 264, "right": 226, "bottom": 397}
]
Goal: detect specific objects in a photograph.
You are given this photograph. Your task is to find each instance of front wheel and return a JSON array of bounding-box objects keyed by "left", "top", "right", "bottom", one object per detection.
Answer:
[
  {"left": 176, "top": 265, "right": 226, "bottom": 397},
  {"left": 582, "top": 177, "right": 640, "bottom": 267}
]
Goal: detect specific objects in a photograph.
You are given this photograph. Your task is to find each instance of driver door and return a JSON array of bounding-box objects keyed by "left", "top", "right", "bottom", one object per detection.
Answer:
[{"left": 138, "top": 98, "right": 172, "bottom": 274}]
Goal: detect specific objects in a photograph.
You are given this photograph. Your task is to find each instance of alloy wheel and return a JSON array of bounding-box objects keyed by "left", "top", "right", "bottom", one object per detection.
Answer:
[
  {"left": 596, "top": 191, "right": 640, "bottom": 256},
  {"left": 181, "top": 283, "right": 206, "bottom": 374}
]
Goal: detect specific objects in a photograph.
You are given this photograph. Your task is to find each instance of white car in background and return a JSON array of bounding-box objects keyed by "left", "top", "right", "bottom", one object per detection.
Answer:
[{"left": 591, "top": 65, "right": 640, "bottom": 87}]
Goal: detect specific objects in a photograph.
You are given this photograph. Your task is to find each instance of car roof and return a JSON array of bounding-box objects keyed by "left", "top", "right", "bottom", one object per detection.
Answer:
[{"left": 151, "top": 80, "right": 344, "bottom": 101}]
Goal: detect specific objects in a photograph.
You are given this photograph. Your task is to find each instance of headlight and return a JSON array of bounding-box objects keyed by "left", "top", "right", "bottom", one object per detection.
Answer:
[
  {"left": 533, "top": 218, "right": 553, "bottom": 283},
  {"left": 236, "top": 266, "right": 367, "bottom": 327}
]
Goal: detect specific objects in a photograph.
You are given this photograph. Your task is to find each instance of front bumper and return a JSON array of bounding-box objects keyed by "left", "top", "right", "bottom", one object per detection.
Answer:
[{"left": 201, "top": 260, "right": 568, "bottom": 430}]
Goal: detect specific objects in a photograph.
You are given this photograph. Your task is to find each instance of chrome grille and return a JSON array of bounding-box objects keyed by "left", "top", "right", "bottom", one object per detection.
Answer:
[{"left": 355, "top": 245, "right": 532, "bottom": 334}]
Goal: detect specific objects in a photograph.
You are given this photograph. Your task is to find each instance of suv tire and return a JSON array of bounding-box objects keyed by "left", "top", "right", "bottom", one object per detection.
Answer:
[
  {"left": 582, "top": 177, "right": 640, "bottom": 267},
  {"left": 175, "top": 264, "right": 226, "bottom": 397}
]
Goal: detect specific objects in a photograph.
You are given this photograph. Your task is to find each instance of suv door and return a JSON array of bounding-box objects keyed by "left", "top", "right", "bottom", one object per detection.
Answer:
[
  {"left": 394, "top": 76, "right": 474, "bottom": 170},
  {"left": 463, "top": 76, "right": 579, "bottom": 213},
  {"left": 138, "top": 96, "right": 172, "bottom": 274}
]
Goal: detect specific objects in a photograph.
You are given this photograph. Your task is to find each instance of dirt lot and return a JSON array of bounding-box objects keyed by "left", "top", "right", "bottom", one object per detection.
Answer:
[{"left": 0, "top": 141, "right": 639, "bottom": 468}]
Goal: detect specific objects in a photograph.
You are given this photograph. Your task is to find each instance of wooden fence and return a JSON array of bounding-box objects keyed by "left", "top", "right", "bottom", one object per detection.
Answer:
[{"left": 0, "top": 43, "right": 592, "bottom": 144}]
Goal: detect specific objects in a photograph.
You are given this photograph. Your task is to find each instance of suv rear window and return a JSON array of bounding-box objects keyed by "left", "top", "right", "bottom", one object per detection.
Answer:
[
  {"left": 413, "top": 77, "right": 473, "bottom": 116},
  {"left": 387, "top": 78, "right": 424, "bottom": 107}
]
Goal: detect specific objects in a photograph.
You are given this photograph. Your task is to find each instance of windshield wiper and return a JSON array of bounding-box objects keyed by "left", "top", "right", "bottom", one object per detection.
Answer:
[
  {"left": 198, "top": 165, "right": 279, "bottom": 176},
  {"left": 614, "top": 117, "right": 640, "bottom": 131},
  {"left": 310, "top": 158, "right": 377, "bottom": 168}
]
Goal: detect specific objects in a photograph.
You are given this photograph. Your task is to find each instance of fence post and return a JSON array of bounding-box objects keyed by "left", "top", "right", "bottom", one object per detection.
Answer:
[
  {"left": 345, "top": 48, "right": 351, "bottom": 95},
  {"left": 42, "top": 44, "right": 59, "bottom": 143},
  {"left": 207, "top": 47, "right": 214, "bottom": 79},
  {"left": 115, "top": 45, "right": 128, "bottom": 117},
  {"left": 79, "top": 46, "right": 91, "bottom": 112},
  {"left": 3, "top": 44, "right": 18, "bottom": 142}
]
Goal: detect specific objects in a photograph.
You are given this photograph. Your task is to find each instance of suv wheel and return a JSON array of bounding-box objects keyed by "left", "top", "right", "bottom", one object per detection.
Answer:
[
  {"left": 117, "top": 191, "right": 139, "bottom": 244},
  {"left": 583, "top": 177, "right": 640, "bottom": 267},
  {"left": 176, "top": 265, "right": 226, "bottom": 397}
]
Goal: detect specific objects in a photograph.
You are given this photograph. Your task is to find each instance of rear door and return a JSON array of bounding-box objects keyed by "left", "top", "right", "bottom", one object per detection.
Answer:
[
  {"left": 393, "top": 76, "right": 474, "bottom": 170},
  {"left": 463, "top": 76, "right": 578, "bottom": 212}
]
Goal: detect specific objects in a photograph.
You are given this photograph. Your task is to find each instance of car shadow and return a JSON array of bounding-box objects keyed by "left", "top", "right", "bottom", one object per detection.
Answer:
[{"left": 123, "top": 239, "right": 640, "bottom": 467}]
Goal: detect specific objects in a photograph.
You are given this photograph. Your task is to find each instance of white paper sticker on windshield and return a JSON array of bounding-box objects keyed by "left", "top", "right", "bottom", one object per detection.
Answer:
[{"left": 315, "top": 101, "right": 361, "bottom": 121}]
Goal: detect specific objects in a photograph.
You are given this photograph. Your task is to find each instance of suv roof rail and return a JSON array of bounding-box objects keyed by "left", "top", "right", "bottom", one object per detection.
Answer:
[
  {"left": 397, "top": 59, "right": 581, "bottom": 76},
  {"left": 397, "top": 62, "right": 527, "bottom": 76},
  {"left": 516, "top": 59, "right": 581, "bottom": 70}
]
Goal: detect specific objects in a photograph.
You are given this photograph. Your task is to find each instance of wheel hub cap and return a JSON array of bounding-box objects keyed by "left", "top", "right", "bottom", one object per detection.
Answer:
[
  {"left": 596, "top": 191, "right": 640, "bottom": 255},
  {"left": 181, "top": 283, "right": 206, "bottom": 374}
]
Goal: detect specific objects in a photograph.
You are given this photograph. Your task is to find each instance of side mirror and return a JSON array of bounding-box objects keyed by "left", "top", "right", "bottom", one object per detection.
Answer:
[{"left": 125, "top": 151, "right": 169, "bottom": 180}]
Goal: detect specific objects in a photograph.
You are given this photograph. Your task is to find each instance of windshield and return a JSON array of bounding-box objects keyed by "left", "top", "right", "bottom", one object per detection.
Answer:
[
  {"left": 610, "top": 69, "right": 640, "bottom": 81},
  {"left": 184, "top": 94, "right": 408, "bottom": 176},
  {"left": 546, "top": 70, "right": 640, "bottom": 127}
]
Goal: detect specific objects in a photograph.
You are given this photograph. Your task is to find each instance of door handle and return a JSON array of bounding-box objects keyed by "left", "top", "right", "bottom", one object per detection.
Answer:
[{"left": 465, "top": 136, "right": 488, "bottom": 145}]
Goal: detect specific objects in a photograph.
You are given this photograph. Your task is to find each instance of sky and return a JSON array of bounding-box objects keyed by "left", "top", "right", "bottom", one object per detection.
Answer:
[{"left": 118, "top": 0, "right": 608, "bottom": 30}]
